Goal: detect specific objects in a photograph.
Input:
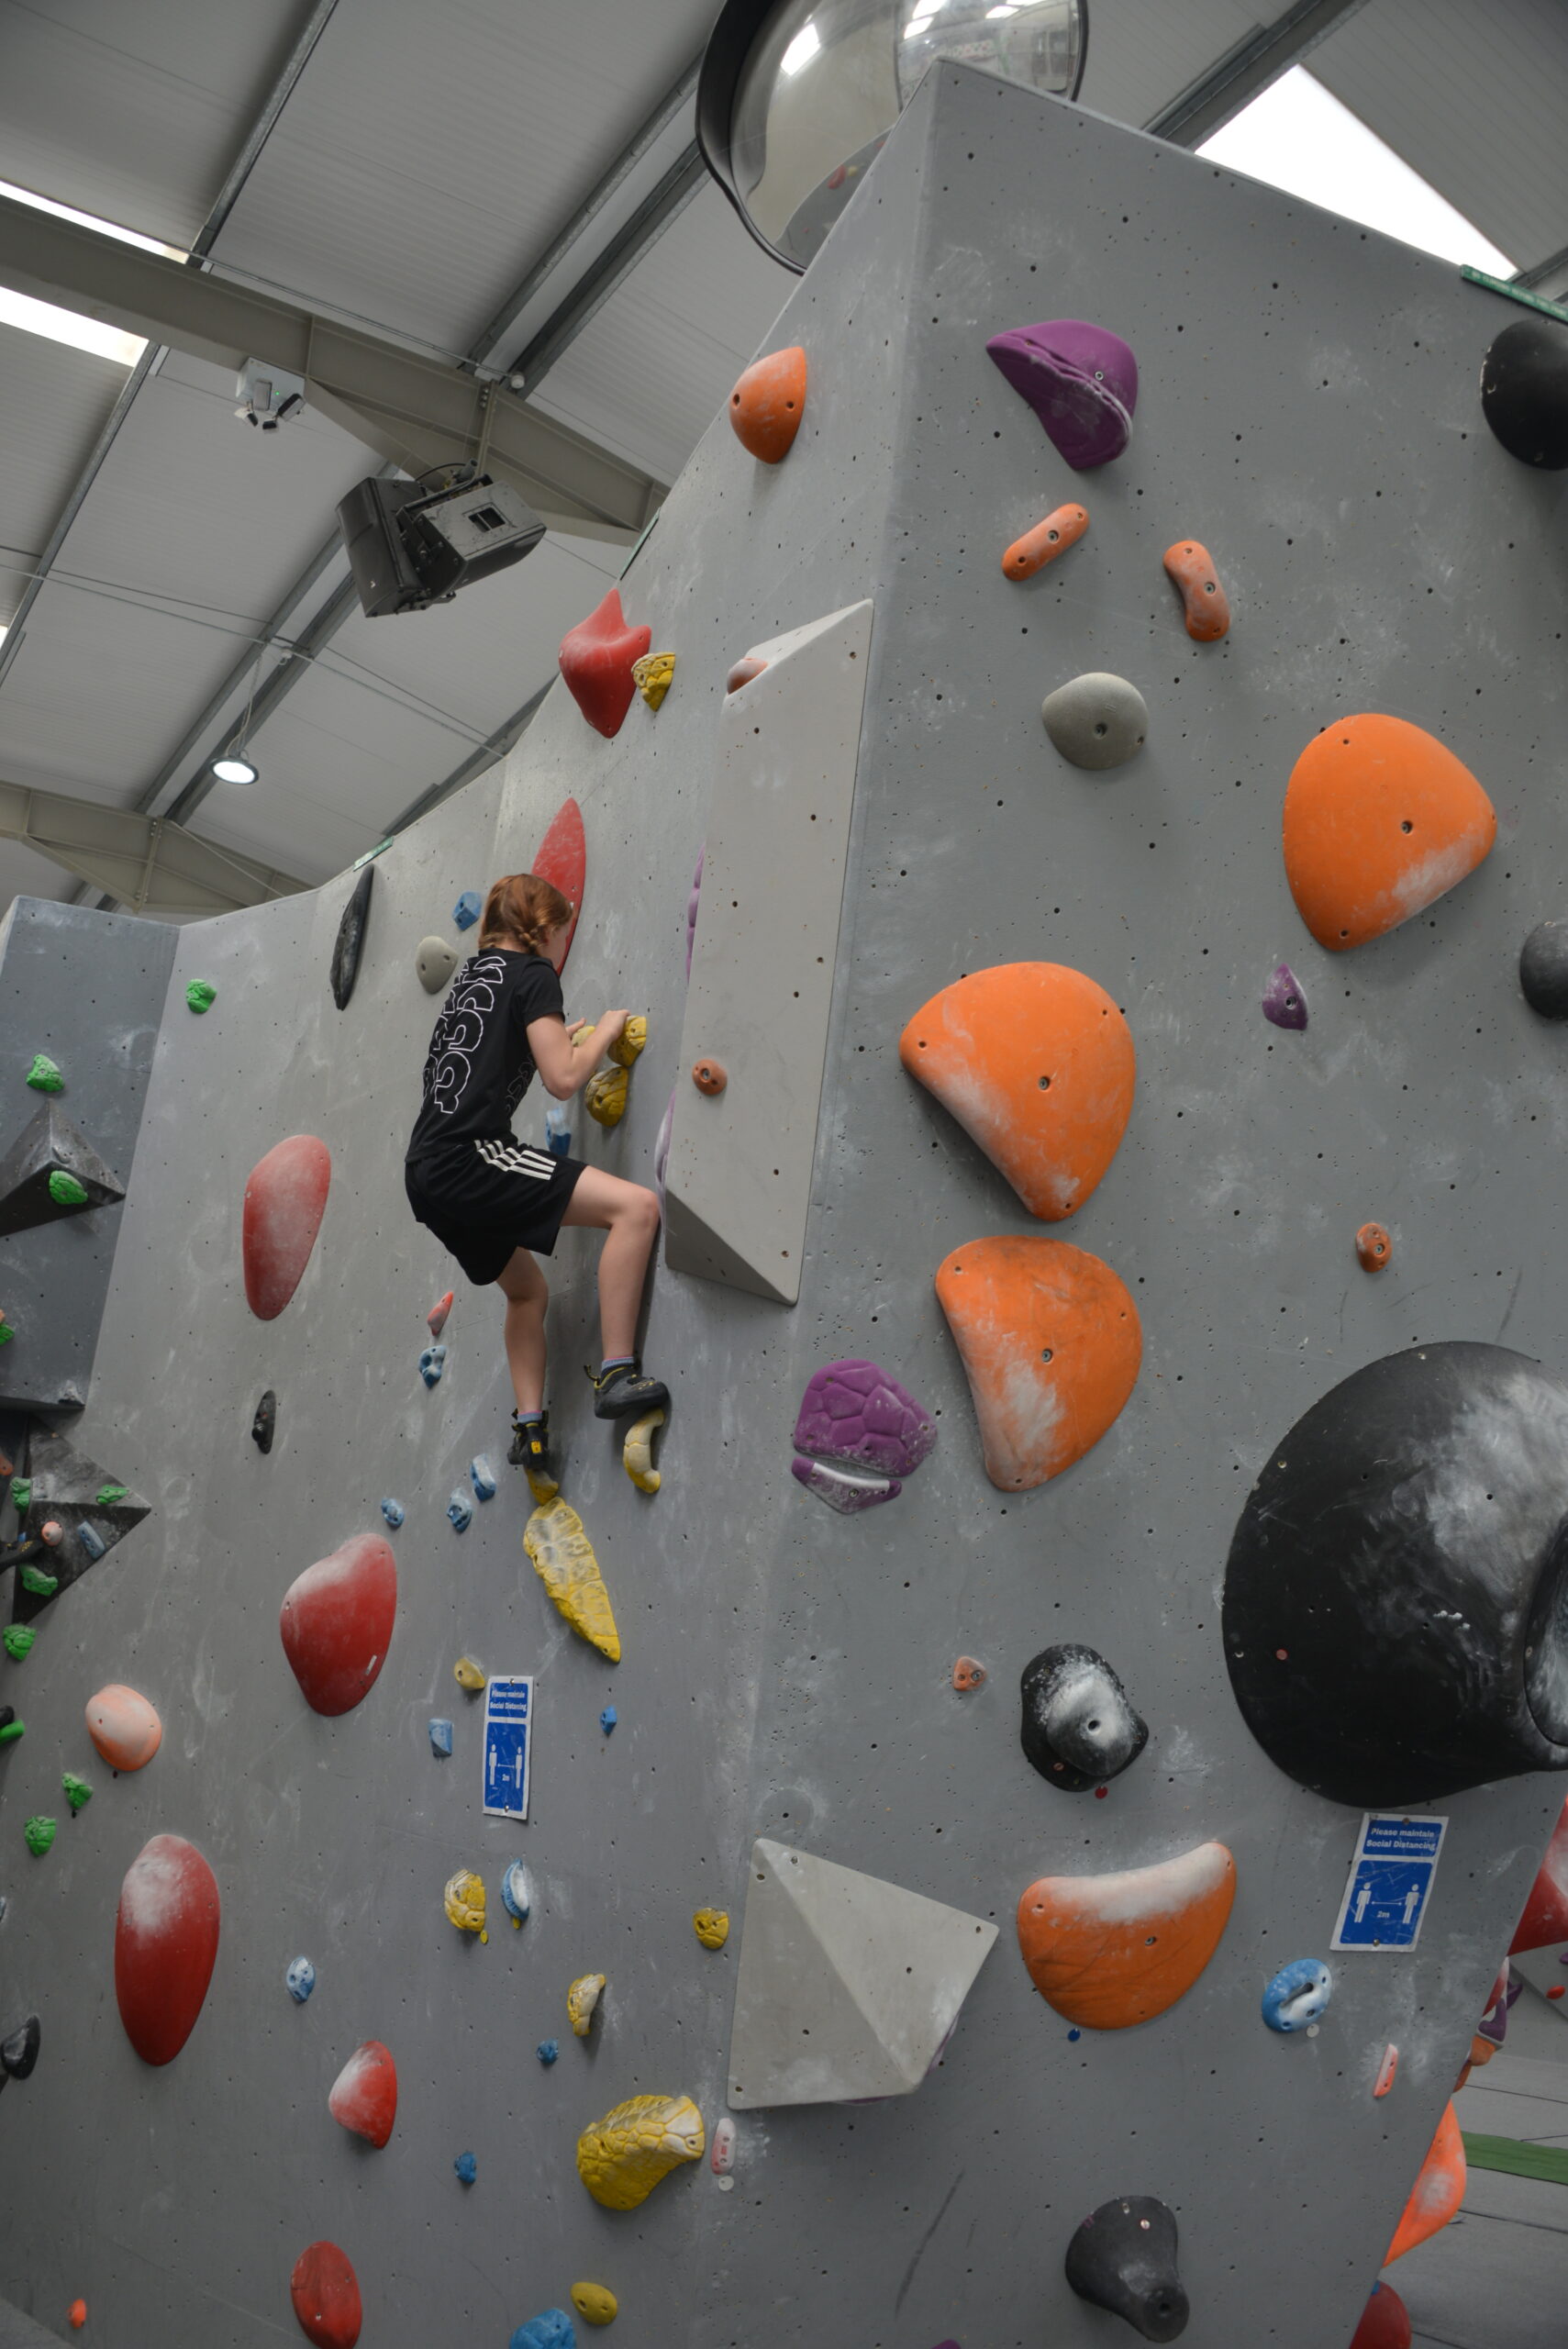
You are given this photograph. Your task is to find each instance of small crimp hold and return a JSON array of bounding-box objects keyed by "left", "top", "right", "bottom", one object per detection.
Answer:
[
  {"left": 19, "top": 1565, "right": 57, "bottom": 1598},
  {"left": 78, "top": 1523, "right": 106, "bottom": 1561},
  {"left": 419, "top": 1343, "right": 448, "bottom": 1387},
  {"left": 693, "top": 1909, "right": 729, "bottom": 1950},
  {"left": 453, "top": 889, "right": 483, "bottom": 930},
  {"left": 444, "top": 1867, "right": 486, "bottom": 1941},
  {"left": 726, "top": 655, "right": 768, "bottom": 693},
  {"left": 952, "top": 1656, "right": 986, "bottom": 1692},
  {"left": 428, "top": 1290, "right": 454, "bottom": 1338},
  {"left": 48, "top": 1172, "right": 88, "bottom": 1209},
  {"left": 470, "top": 1456, "right": 496, "bottom": 1502},
  {"left": 1262, "top": 963, "right": 1307, "bottom": 1030},
  {"left": 185, "top": 980, "right": 217, "bottom": 1014},
  {"left": 380, "top": 1497, "right": 405, "bottom": 1529},
  {"left": 454, "top": 2150, "right": 477, "bottom": 2185},
  {"left": 1162, "top": 539, "right": 1230, "bottom": 640},
  {"left": 631, "top": 651, "right": 675, "bottom": 711},
  {"left": 537, "top": 2039, "right": 560, "bottom": 2065},
  {"left": 286, "top": 1956, "right": 317, "bottom": 2003},
  {"left": 606, "top": 1014, "right": 647, "bottom": 1070},
  {"left": 692, "top": 1058, "right": 727, "bottom": 1096},
  {"left": 447, "top": 1491, "right": 473, "bottom": 1533},
  {"left": 453, "top": 1655, "right": 486, "bottom": 1692},
  {"left": 502, "top": 1861, "right": 532, "bottom": 1927},
  {"left": 1002, "top": 501, "right": 1089, "bottom": 582},
  {"left": 24, "top": 1815, "right": 55, "bottom": 1855},
  {"left": 572, "top": 2282, "right": 619, "bottom": 2327},
  {"left": 1356, "top": 1222, "right": 1392, "bottom": 1272},
  {"left": 61, "top": 1773, "right": 92, "bottom": 1813},
  {"left": 599, "top": 1705, "right": 617, "bottom": 1735},
  {"left": 623, "top": 1408, "right": 663, "bottom": 1494},
  {"left": 5, "top": 1626, "right": 36, "bottom": 1661},
  {"left": 26, "top": 1054, "right": 63, "bottom": 1094},
  {"left": 429, "top": 1719, "right": 454, "bottom": 1758},
  {"left": 567, "top": 1972, "right": 606, "bottom": 2037}
]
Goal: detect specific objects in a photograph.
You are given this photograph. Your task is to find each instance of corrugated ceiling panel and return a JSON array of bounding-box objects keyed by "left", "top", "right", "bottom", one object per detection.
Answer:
[
  {"left": 1313, "top": 0, "right": 1568, "bottom": 272},
  {"left": 0, "top": 838, "right": 80, "bottom": 913},
  {"left": 0, "top": 328, "right": 128, "bottom": 628},
  {"left": 209, "top": 0, "right": 717, "bottom": 357},
  {"left": 0, "top": 0, "right": 306, "bottom": 249},
  {"left": 1077, "top": 0, "right": 1262, "bottom": 133}
]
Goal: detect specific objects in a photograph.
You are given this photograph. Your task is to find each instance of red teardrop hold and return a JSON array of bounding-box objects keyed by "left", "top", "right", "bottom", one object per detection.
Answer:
[
  {"left": 531, "top": 796, "right": 586, "bottom": 973},
  {"left": 114, "top": 1833, "right": 221, "bottom": 2066},
  {"left": 557, "top": 589, "right": 651, "bottom": 740},
  {"left": 280, "top": 1532, "right": 397, "bottom": 1717},
  {"left": 1509, "top": 1793, "right": 1568, "bottom": 1953},
  {"left": 243, "top": 1135, "right": 331, "bottom": 1319},
  {"left": 328, "top": 2039, "right": 397, "bottom": 2147},
  {"left": 1351, "top": 2283, "right": 1411, "bottom": 2349},
  {"left": 290, "top": 2242, "right": 362, "bottom": 2349}
]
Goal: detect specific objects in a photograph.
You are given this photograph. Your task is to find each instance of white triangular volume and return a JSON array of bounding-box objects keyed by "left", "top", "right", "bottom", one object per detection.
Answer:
[{"left": 727, "top": 1838, "right": 997, "bottom": 2110}]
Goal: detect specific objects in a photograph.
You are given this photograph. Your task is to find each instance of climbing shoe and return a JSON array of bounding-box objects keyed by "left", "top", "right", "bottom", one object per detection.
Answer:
[
  {"left": 508, "top": 1409, "right": 559, "bottom": 1503},
  {"left": 586, "top": 1361, "right": 670, "bottom": 1420}
]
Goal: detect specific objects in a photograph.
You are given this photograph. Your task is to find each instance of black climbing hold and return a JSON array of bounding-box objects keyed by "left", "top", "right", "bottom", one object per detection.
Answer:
[
  {"left": 0, "top": 1104, "right": 124, "bottom": 1241},
  {"left": 1019, "top": 1643, "right": 1148, "bottom": 1792},
  {"left": 1519, "top": 921, "right": 1568, "bottom": 1019},
  {"left": 1224, "top": 1342, "right": 1568, "bottom": 1806},
  {"left": 0, "top": 2013, "right": 40, "bottom": 2080},
  {"left": 1065, "top": 2197, "right": 1188, "bottom": 2341},
  {"left": 252, "top": 1390, "right": 277, "bottom": 1454},
  {"left": 329, "top": 866, "right": 374, "bottom": 1010},
  {"left": 1480, "top": 317, "right": 1568, "bottom": 470}
]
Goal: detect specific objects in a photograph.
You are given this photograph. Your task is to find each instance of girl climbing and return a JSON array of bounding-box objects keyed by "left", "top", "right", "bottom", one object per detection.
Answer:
[{"left": 404, "top": 871, "right": 667, "bottom": 1489}]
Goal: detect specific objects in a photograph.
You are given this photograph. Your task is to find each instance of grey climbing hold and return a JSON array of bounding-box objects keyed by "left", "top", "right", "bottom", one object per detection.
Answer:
[
  {"left": 1041, "top": 673, "right": 1149, "bottom": 771},
  {"left": 252, "top": 1390, "right": 276, "bottom": 1453},
  {"left": 447, "top": 1492, "right": 473, "bottom": 1533},
  {"left": 453, "top": 889, "right": 483, "bottom": 930},
  {"left": 419, "top": 1343, "right": 447, "bottom": 1388},
  {"left": 1519, "top": 921, "right": 1568, "bottom": 1019},
  {"left": 329, "top": 866, "right": 374, "bottom": 1011},
  {"left": 380, "top": 1497, "right": 405, "bottom": 1528},
  {"left": 285, "top": 1955, "right": 316, "bottom": 2003},
  {"left": 1065, "top": 2197, "right": 1188, "bottom": 2340},
  {"left": 417, "top": 936, "right": 460, "bottom": 995},
  {"left": 429, "top": 1719, "right": 454, "bottom": 1757},
  {"left": 1020, "top": 1644, "right": 1148, "bottom": 1792}
]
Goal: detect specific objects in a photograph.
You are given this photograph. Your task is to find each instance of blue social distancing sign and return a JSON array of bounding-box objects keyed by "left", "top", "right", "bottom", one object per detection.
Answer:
[
  {"left": 1331, "top": 1813, "right": 1448, "bottom": 1952},
  {"left": 482, "top": 1675, "right": 533, "bottom": 1820}
]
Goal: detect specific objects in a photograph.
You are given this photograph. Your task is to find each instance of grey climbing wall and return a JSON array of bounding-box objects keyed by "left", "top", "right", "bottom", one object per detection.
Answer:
[{"left": 2, "top": 61, "right": 1567, "bottom": 2349}]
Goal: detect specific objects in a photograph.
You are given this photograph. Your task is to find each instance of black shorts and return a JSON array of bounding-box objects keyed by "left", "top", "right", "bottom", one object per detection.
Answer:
[{"left": 405, "top": 1139, "right": 586, "bottom": 1285}]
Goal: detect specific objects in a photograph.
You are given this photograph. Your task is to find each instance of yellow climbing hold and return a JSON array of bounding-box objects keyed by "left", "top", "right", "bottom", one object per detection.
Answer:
[
  {"left": 568, "top": 1972, "right": 606, "bottom": 2037},
  {"left": 571, "top": 2282, "right": 619, "bottom": 2327},
  {"left": 452, "top": 1655, "right": 487, "bottom": 1692},
  {"left": 525, "top": 1497, "right": 621, "bottom": 1663},
  {"left": 623, "top": 1408, "right": 663, "bottom": 1494},
  {"left": 630, "top": 651, "right": 675, "bottom": 712},
  {"left": 444, "top": 1868, "right": 487, "bottom": 1943},
  {"left": 585, "top": 1066, "right": 628, "bottom": 1128},
  {"left": 606, "top": 1014, "right": 647, "bottom": 1070},
  {"left": 526, "top": 1463, "right": 559, "bottom": 1505},
  {"left": 576, "top": 2092, "right": 705, "bottom": 2211},
  {"left": 693, "top": 1909, "right": 730, "bottom": 1951}
]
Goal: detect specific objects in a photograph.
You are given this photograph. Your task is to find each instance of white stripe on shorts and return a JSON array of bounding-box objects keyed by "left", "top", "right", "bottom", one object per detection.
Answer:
[{"left": 474, "top": 1138, "right": 554, "bottom": 1181}]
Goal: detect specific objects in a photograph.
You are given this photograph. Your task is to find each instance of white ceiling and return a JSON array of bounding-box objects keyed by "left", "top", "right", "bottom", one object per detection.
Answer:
[{"left": 0, "top": 0, "right": 1564, "bottom": 918}]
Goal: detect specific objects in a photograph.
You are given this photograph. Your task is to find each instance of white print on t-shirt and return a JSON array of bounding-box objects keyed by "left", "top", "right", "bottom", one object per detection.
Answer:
[{"left": 423, "top": 952, "right": 506, "bottom": 1121}]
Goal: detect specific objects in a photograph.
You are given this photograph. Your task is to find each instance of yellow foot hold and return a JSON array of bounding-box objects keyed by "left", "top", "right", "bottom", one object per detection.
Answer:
[
  {"left": 572, "top": 2281, "right": 619, "bottom": 2327},
  {"left": 452, "top": 1654, "right": 486, "bottom": 1692},
  {"left": 526, "top": 1464, "right": 560, "bottom": 1506},
  {"left": 585, "top": 1066, "right": 628, "bottom": 1128},
  {"left": 693, "top": 1908, "right": 729, "bottom": 1951},
  {"left": 630, "top": 651, "right": 675, "bottom": 712},
  {"left": 623, "top": 1408, "right": 663, "bottom": 1494},
  {"left": 606, "top": 1014, "right": 647, "bottom": 1070},
  {"left": 568, "top": 1972, "right": 606, "bottom": 2037},
  {"left": 444, "top": 1868, "right": 486, "bottom": 1941},
  {"left": 525, "top": 1497, "right": 622, "bottom": 1663},
  {"left": 576, "top": 2092, "right": 705, "bottom": 2210}
]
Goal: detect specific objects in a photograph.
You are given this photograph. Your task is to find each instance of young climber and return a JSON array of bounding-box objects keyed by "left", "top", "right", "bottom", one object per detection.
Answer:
[{"left": 404, "top": 871, "right": 667, "bottom": 1489}]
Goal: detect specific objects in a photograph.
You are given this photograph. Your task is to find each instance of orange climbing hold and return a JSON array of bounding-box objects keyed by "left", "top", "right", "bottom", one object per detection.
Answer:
[
  {"left": 1385, "top": 2101, "right": 1466, "bottom": 2264},
  {"left": 1283, "top": 714, "right": 1496, "bottom": 952},
  {"left": 1003, "top": 503, "right": 1089, "bottom": 582},
  {"left": 1509, "top": 1794, "right": 1568, "bottom": 1954},
  {"left": 1016, "top": 1842, "right": 1236, "bottom": 2030},
  {"left": 85, "top": 1684, "right": 162, "bottom": 1772},
  {"left": 1356, "top": 1221, "right": 1392, "bottom": 1273},
  {"left": 728, "top": 346, "right": 807, "bottom": 463},
  {"left": 692, "top": 1058, "right": 727, "bottom": 1096},
  {"left": 726, "top": 655, "right": 768, "bottom": 692},
  {"left": 68, "top": 2302, "right": 86, "bottom": 2331},
  {"left": 1162, "top": 540, "right": 1229, "bottom": 640},
  {"left": 901, "top": 963, "right": 1135, "bottom": 1222},
  {"left": 935, "top": 1235, "right": 1141, "bottom": 1490}
]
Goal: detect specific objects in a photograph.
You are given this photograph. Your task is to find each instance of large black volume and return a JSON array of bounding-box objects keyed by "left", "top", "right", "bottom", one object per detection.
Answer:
[
  {"left": 329, "top": 867, "right": 373, "bottom": 1011},
  {"left": 1064, "top": 2197, "right": 1188, "bottom": 2341},
  {"left": 1223, "top": 1342, "right": 1568, "bottom": 1806},
  {"left": 1480, "top": 317, "right": 1568, "bottom": 469}
]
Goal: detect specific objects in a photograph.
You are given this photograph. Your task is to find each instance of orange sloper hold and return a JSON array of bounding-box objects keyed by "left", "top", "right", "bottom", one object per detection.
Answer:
[
  {"left": 901, "top": 963, "right": 1135, "bottom": 1221},
  {"left": 1283, "top": 714, "right": 1496, "bottom": 951},
  {"left": 728, "top": 347, "right": 807, "bottom": 463},
  {"left": 1385, "top": 2101, "right": 1466, "bottom": 2263},
  {"left": 935, "top": 1235, "right": 1141, "bottom": 1491},
  {"left": 1017, "top": 1842, "right": 1237, "bottom": 2030}
]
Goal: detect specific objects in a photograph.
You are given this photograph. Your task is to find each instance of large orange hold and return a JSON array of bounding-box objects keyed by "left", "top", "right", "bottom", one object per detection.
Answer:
[
  {"left": 935, "top": 1235, "right": 1141, "bottom": 1490},
  {"left": 728, "top": 346, "right": 806, "bottom": 463},
  {"left": 1509, "top": 1793, "right": 1568, "bottom": 1954},
  {"left": 901, "top": 963, "right": 1134, "bottom": 1221},
  {"left": 1385, "top": 2101, "right": 1465, "bottom": 2263},
  {"left": 1283, "top": 714, "right": 1496, "bottom": 951},
  {"left": 85, "top": 1684, "right": 162, "bottom": 1772},
  {"left": 1016, "top": 1842, "right": 1236, "bottom": 2030}
]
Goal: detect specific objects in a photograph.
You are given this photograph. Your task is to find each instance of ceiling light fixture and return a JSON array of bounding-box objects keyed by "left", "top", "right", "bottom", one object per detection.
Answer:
[{"left": 208, "top": 652, "right": 263, "bottom": 786}]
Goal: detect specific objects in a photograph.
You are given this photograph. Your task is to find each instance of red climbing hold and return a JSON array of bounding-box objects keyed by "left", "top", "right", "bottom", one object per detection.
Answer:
[
  {"left": 728, "top": 346, "right": 807, "bottom": 463},
  {"left": 1509, "top": 1794, "right": 1568, "bottom": 1953},
  {"left": 290, "top": 2243, "right": 362, "bottom": 2349},
  {"left": 243, "top": 1135, "right": 331, "bottom": 1320},
  {"left": 280, "top": 1532, "right": 397, "bottom": 1717},
  {"left": 1385, "top": 2100, "right": 1465, "bottom": 2263},
  {"left": 1351, "top": 2283, "right": 1411, "bottom": 2349},
  {"left": 114, "top": 1833, "right": 221, "bottom": 2066},
  {"left": 427, "top": 1290, "right": 453, "bottom": 1339},
  {"left": 557, "top": 591, "right": 651, "bottom": 740},
  {"left": 531, "top": 796, "right": 586, "bottom": 973},
  {"left": 328, "top": 2039, "right": 397, "bottom": 2147}
]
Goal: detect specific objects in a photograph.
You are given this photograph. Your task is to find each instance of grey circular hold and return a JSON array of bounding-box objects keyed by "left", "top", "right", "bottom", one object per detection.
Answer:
[
  {"left": 1041, "top": 672, "right": 1149, "bottom": 771},
  {"left": 416, "top": 935, "right": 460, "bottom": 995},
  {"left": 1519, "top": 920, "right": 1568, "bottom": 1020}
]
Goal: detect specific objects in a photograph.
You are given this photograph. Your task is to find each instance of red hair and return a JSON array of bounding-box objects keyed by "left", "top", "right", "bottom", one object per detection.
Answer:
[{"left": 478, "top": 872, "right": 573, "bottom": 955}]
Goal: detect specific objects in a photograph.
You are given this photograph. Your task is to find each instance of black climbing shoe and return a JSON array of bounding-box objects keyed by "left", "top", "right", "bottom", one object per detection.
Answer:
[
  {"left": 586, "top": 1361, "right": 670, "bottom": 1420},
  {"left": 508, "top": 1409, "right": 559, "bottom": 1502}
]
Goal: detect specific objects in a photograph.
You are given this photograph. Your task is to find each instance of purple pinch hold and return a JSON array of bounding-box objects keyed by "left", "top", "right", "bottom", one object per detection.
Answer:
[
  {"left": 790, "top": 1455, "right": 901, "bottom": 1514},
  {"left": 653, "top": 1085, "right": 675, "bottom": 1219},
  {"left": 793, "top": 1359, "right": 938, "bottom": 1479},
  {"left": 984, "top": 318, "right": 1138, "bottom": 470},
  {"left": 1262, "top": 963, "right": 1308, "bottom": 1030},
  {"left": 685, "top": 846, "right": 705, "bottom": 980}
]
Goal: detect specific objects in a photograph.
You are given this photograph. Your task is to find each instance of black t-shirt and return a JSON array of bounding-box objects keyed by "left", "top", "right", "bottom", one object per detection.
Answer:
[{"left": 406, "top": 950, "right": 565, "bottom": 1160}]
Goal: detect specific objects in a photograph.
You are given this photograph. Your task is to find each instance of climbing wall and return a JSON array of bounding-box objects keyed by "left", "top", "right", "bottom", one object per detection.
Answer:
[{"left": 3, "top": 61, "right": 1568, "bottom": 2349}]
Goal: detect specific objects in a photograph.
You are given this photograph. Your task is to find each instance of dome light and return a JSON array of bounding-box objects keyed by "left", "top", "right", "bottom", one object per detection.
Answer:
[{"left": 209, "top": 751, "right": 259, "bottom": 786}]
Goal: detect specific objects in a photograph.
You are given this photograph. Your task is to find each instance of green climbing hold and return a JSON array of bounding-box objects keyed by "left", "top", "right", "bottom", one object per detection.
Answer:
[
  {"left": 26, "top": 1054, "right": 62, "bottom": 1093},
  {"left": 4, "top": 1626, "right": 36, "bottom": 1661},
  {"left": 186, "top": 980, "right": 217, "bottom": 1014},
  {"left": 48, "top": 1171, "right": 89, "bottom": 1208},
  {"left": 95, "top": 1484, "right": 128, "bottom": 1507},
  {"left": 24, "top": 1816, "right": 55, "bottom": 1856},
  {"left": 61, "top": 1772, "right": 92, "bottom": 1813},
  {"left": 19, "top": 1566, "right": 56, "bottom": 1598},
  {"left": 0, "top": 1321, "right": 12, "bottom": 1347},
  {"left": 8, "top": 1479, "right": 29, "bottom": 1515},
  {"left": 0, "top": 1720, "right": 24, "bottom": 1745}
]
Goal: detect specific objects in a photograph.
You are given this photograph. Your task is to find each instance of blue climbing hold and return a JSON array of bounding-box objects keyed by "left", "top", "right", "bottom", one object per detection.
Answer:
[
  {"left": 77, "top": 1522, "right": 106, "bottom": 1562},
  {"left": 470, "top": 1455, "right": 496, "bottom": 1502},
  {"left": 509, "top": 2314, "right": 575, "bottom": 2349},
  {"left": 544, "top": 1104, "right": 571, "bottom": 1159},
  {"left": 285, "top": 1955, "right": 317, "bottom": 2003},
  {"left": 600, "top": 1705, "right": 617, "bottom": 1735},
  {"left": 1262, "top": 1957, "right": 1333, "bottom": 2033},
  {"left": 429, "top": 1719, "right": 454, "bottom": 1758},
  {"left": 447, "top": 1491, "right": 473, "bottom": 1533},
  {"left": 453, "top": 889, "right": 483, "bottom": 930},
  {"left": 454, "top": 2150, "right": 477, "bottom": 2186},
  {"left": 502, "top": 1860, "right": 532, "bottom": 1926},
  {"left": 419, "top": 1343, "right": 447, "bottom": 1388},
  {"left": 380, "top": 1497, "right": 405, "bottom": 1529},
  {"left": 1067, "top": 2027, "right": 1082, "bottom": 2042},
  {"left": 536, "top": 2039, "right": 559, "bottom": 2066}
]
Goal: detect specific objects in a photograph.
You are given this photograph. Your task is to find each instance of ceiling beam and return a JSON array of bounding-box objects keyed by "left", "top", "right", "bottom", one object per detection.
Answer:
[
  {"left": 0, "top": 195, "right": 663, "bottom": 539},
  {"left": 0, "top": 780, "right": 306, "bottom": 915},
  {"left": 386, "top": 679, "right": 553, "bottom": 838},
  {"left": 1144, "top": 0, "right": 1371, "bottom": 150},
  {"left": 510, "top": 142, "right": 710, "bottom": 390}
]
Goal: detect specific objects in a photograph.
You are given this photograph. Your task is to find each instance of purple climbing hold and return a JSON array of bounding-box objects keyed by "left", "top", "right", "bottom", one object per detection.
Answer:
[
  {"left": 685, "top": 847, "right": 705, "bottom": 981},
  {"left": 985, "top": 319, "right": 1138, "bottom": 469},
  {"left": 1262, "top": 963, "right": 1308, "bottom": 1031},
  {"left": 653, "top": 1085, "right": 675, "bottom": 1219},
  {"left": 793, "top": 1360, "right": 938, "bottom": 1480},
  {"left": 790, "top": 1455, "right": 901, "bottom": 1514}
]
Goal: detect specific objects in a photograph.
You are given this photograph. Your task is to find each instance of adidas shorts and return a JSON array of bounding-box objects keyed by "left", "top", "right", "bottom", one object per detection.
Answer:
[{"left": 405, "top": 1138, "right": 586, "bottom": 1284}]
